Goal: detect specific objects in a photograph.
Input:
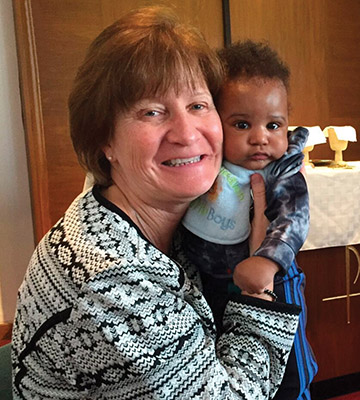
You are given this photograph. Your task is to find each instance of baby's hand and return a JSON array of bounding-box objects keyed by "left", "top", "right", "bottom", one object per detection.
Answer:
[{"left": 233, "top": 256, "right": 280, "bottom": 294}]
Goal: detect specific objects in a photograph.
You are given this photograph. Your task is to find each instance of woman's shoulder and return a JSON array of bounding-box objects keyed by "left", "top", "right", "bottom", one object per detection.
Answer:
[
  {"left": 20, "top": 188, "right": 142, "bottom": 296},
  {"left": 14, "top": 188, "right": 184, "bottom": 344}
]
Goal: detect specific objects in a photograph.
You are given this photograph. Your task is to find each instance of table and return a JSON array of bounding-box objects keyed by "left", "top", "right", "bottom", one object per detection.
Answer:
[{"left": 301, "top": 161, "right": 360, "bottom": 251}]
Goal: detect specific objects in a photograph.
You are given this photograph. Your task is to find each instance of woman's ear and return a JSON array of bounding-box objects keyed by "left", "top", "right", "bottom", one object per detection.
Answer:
[{"left": 102, "top": 144, "right": 113, "bottom": 162}]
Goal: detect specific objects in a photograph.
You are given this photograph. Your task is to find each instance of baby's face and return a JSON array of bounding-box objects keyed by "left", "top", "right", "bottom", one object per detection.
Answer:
[{"left": 217, "top": 77, "right": 289, "bottom": 170}]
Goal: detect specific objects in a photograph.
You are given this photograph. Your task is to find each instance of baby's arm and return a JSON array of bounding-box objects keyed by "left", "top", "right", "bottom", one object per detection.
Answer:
[
  {"left": 255, "top": 127, "right": 309, "bottom": 275},
  {"left": 234, "top": 174, "right": 308, "bottom": 293},
  {"left": 256, "top": 128, "right": 309, "bottom": 271},
  {"left": 254, "top": 171, "right": 309, "bottom": 275},
  {"left": 233, "top": 256, "right": 279, "bottom": 294},
  {"left": 234, "top": 127, "right": 310, "bottom": 292}
]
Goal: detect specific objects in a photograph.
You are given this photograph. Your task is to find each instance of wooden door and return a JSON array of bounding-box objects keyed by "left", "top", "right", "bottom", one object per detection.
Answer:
[{"left": 12, "top": 0, "right": 224, "bottom": 243}]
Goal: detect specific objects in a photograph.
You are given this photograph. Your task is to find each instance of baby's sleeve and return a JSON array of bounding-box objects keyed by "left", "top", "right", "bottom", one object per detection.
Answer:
[
  {"left": 254, "top": 172, "right": 309, "bottom": 274},
  {"left": 254, "top": 127, "right": 310, "bottom": 274}
]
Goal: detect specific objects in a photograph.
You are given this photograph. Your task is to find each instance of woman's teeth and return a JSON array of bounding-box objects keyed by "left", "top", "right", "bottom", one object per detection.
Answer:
[{"left": 164, "top": 156, "right": 201, "bottom": 167}]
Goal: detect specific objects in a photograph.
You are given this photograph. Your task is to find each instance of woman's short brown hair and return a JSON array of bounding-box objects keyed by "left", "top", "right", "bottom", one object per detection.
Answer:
[{"left": 68, "top": 6, "right": 224, "bottom": 186}]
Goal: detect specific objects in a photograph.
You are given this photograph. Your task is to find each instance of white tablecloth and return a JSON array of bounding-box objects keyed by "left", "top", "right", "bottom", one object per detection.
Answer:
[{"left": 301, "top": 161, "right": 360, "bottom": 251}]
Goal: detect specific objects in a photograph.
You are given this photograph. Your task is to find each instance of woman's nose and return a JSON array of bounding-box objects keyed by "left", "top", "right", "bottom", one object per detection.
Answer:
[
  {"left": 249, "top": 127, "right": 269, "bottom": 145},
  {"left": 166, "top": 113, "right": 199, "bottom": 145}
]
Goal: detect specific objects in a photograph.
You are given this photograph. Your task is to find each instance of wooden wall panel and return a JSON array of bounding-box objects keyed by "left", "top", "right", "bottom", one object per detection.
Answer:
[
  {"left": 324, "top": 0, "right": 360, "bottom": 161},
  {"left": 13, "top": 0, "right": 223, "bottom": 242},
  {"left": 298, "top": 245, "right": 360, "bottom": 381},
  {"left": 229, "top": 0, "right": 360, "bottom": 162}
]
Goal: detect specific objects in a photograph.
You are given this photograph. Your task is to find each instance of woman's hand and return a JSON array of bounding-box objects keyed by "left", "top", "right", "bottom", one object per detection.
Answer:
[
  {"left": 239, "top": 173, "right": 277, "bottom": 302},
  {"left": 249, "top": 173, "right": 268, "bottom": 255}
]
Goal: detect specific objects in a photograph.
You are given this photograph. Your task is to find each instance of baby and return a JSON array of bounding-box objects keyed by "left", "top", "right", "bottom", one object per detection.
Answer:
[
  {"left": 182, "top": 40, "right": 317, "bottom": 399},
  {"left": 183, "top": 41, "right": 309, "bottom": 300}
]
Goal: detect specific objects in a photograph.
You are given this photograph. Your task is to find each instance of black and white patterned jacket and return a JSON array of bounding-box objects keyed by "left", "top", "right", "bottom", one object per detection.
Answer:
[{"left": 12, "top": 186, "right": 301, "bottom": 399}]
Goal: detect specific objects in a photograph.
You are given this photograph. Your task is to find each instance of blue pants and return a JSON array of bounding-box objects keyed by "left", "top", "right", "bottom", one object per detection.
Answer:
[
  {"left": 272, "top": 261, "right": 318, "bottom": 399},
  {"left": 182, "top": 228, "right": 318, "bottom": 399}
]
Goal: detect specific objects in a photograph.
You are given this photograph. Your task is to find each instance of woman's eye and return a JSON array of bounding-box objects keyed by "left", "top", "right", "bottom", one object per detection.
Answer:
[
  {"left": 144, "top": 110, "right": 160, "bottom": 117},
  {"left": 267, "top": 122, "right": 280, "bottom": 130},
  {"left": 191, "top": 103, "right": 205, "bottom": 111},
  {"left": 234, "top": 121, "right": 249, "bottom": 130}
]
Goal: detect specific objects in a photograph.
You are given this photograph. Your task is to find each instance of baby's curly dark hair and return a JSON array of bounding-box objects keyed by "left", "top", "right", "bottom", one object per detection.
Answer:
[{"left": 217, "top": 40, "right": 290, "bottom": 90}]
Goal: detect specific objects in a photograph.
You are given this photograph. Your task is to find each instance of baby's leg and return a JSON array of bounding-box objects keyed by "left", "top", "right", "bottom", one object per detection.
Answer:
[{"left": 273, "top": 260, "right": 318, "bottom": 399}]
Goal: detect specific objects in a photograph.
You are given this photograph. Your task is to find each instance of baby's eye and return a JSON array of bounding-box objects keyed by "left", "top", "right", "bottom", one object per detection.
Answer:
[
  {"left": 234, "top": 121, "right": 249, "bottom": 130},
  {"left": 267, "top": 122, "right": 280, "bottom": 130}
]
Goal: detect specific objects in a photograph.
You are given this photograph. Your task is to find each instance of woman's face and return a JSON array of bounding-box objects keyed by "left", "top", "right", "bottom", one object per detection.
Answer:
[{"left": 103, "top": 84, "right": 223, "bottom": 208}]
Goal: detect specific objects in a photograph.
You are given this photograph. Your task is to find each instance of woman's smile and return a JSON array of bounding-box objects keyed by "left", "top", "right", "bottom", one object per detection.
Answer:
[{"left": 162, "top": 155, "right": 202, "bottom": 167}]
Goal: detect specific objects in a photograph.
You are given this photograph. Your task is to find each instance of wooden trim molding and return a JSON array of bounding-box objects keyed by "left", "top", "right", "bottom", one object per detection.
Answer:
[
  {"left": 222, "top": 0, "right": 231, "bottom": 47},
  {"left": 12, "top": 0, "right": 51, "bottom": 243}
]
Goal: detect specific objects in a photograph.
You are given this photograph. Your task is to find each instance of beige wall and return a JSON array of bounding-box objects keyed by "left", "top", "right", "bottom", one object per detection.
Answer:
[{"left": 0, "top": 0, "right": 34, "bottom": 323}]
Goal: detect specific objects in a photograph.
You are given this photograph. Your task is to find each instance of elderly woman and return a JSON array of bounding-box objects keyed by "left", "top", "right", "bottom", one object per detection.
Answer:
[{"left": 12, "top": 6, "right": 300, "bottom": 399}]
